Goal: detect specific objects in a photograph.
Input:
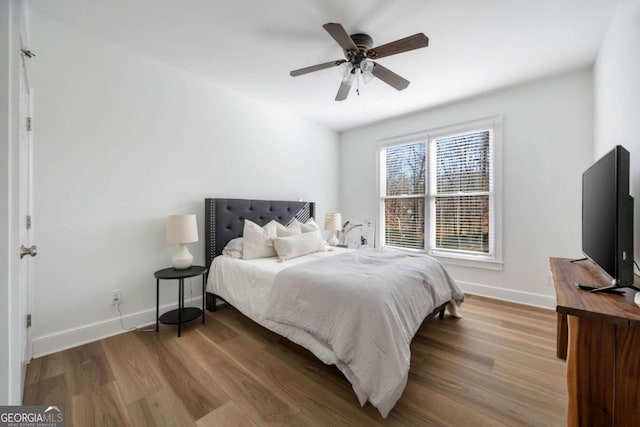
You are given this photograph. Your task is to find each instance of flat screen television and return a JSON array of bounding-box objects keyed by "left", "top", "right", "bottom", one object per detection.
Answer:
[{"left": 581, "top": 145, "right": 637, "bottom": 292}]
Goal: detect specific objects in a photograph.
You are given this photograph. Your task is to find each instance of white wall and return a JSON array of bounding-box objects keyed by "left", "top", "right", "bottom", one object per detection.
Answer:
[
  {"left": 1, "top": 0, "right": 25, "bottom": 404},
  {"left": 594, "top": 1, "right": 640, "bottom": 260},
  {"left": 339, "top": 71, "right": 594, "bottom": 308},
  {"left": 30, "top": 13, "right": 339, "bottom": 356}
]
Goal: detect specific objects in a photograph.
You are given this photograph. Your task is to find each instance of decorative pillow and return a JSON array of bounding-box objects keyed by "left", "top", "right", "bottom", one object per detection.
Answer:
[
  {"left": 274, "top": 220, "right": 302, "bottom": 238},
  {"left": 272, "top": 230, "right": 327, "bottom": 261},
  {"left": 296, "top": 218, "right": 321, "bottom": 234},
  {"left": 222, "top": 237, "right": 243, "bottom": 259},
  {"left": 242, "top": 220, "right": 277, "bottom": 259}
]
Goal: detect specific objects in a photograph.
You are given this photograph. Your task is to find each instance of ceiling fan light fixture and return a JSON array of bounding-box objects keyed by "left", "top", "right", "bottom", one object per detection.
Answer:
[
  {"left": 360, "top": 60, "right": 374, "bottom": 74},
  {"left": 343, "top": 71, "right": 356, "bottom": 86},
  {"left": 360, "top": 60, "right": 375, "bottom": 84},
  {"left": 338, "top": 62, "right": 353, "bottom": 78}
]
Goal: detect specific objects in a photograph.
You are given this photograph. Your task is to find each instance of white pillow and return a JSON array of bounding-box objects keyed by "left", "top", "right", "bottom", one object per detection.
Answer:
[
  {"left": 242, "top": 220, "right": 277, "bottom": 259},
  {"left": 296, "top": 218, "right": 321, "bottom": 234},
  {"left": 272, "top": 231, "right": 326, "bottom": 261},
  {"left": 274, "top": 220, "right": 302, "bottom": 238},
  {"left": 222, "top": 237, "right": 243, "bottom": 259}
]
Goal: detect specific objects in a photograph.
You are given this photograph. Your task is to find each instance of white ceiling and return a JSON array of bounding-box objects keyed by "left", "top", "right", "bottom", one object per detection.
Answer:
[{"left": 30, "top": 0, "right": 620, "bottom": 132}]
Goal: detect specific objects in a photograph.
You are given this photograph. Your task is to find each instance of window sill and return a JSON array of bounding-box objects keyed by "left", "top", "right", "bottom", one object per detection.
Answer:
[
  {"left": 431, "top": 252, "right": 503, "bottom": 271},
  {"left": 380, "top": 245, "right": 503, "bottom": 271}
]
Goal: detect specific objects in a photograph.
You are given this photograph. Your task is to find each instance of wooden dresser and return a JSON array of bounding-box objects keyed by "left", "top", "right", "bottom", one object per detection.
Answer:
[{"left": 550, "top": 257, "right": 640, "bottom": 427}]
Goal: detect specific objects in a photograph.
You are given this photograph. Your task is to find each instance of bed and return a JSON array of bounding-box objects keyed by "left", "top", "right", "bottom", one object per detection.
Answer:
[{"left": 204, "top": 198, "right": 464, "bottom": 418}]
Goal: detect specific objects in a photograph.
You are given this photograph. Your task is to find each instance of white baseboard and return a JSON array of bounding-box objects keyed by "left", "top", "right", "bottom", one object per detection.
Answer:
[
  {"left": 32, "top": 282, "right": 553, "bottom": 358},
  {"left": 32, "top": 296, "right": 204, "bottom": 358},
  {"left": 457, "top": 280, "right": 555, "bottom": 310}
]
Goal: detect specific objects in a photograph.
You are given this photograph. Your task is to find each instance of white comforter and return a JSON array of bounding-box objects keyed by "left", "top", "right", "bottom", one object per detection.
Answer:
[
  {"left": 207, "top": 249, "right": 355, "bottom": 365},
  {"left": 207, "top": 248, "right": 463, "bottom": 418},
  {"left": 263, "top": 248, "right": 464, "bottom": 418}
]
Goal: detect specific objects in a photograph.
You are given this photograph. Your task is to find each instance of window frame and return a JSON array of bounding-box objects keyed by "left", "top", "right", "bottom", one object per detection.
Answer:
[{"left": 377, "top": 116, "right": 503, "bottom": 270}]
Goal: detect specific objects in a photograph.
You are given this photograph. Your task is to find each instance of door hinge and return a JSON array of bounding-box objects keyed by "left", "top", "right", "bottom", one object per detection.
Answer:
[
  {"left": 26, "top": 314, "right": 32, "bottom": 328},
  {"left": 26, "top": 117, "right": 32, "bottom": 131},
  {"left": 26, "top": 215, "right": 31, "bottom": 230},
  {"left": 21, "top": 48, "right": 35, "bottom": 58}
]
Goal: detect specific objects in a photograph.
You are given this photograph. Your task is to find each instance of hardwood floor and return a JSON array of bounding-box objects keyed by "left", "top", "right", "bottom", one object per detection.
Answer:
[{"left": 23, "top": 295, "right": 567, "bottom": 426}]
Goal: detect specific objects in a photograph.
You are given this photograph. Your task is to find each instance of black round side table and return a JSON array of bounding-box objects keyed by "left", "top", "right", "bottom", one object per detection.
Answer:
[{"left": 154, "top": 265, "right": 208, "bottom": 337}]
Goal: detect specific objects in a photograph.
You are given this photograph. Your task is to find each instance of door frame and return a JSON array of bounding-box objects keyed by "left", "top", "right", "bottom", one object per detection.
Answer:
[{"left": 18, "top": 6, "right": 34, "bottom": 383}]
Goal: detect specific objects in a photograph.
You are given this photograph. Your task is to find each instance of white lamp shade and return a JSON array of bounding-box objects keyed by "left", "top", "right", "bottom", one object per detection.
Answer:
[
  {"left": 166, "top": 214, "right": 198, "bottom": 244},
  {"left": 324, "top": 213, "right": 342, "bottom": 231}
]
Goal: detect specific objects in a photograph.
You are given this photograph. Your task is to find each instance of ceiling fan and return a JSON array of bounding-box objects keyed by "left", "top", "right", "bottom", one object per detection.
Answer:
[{"left": 290, "top": 23, "right": 429, "bottom": 101}]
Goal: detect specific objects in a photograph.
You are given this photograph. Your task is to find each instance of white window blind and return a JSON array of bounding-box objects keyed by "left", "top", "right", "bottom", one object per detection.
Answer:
[
  {"left": 383, "top": 143, "right": 426, "bottom": 249},
  {"left": 433, "top": 130, "right": 492, "bottom": 254}
]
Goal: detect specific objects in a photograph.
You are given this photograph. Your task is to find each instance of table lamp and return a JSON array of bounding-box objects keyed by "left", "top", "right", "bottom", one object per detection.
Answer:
[
  {"left": 324, "top": 212, "right": 342, "bottom": 246},
  {"left": 166, "top": 214, "right": 198, "bottom": 269}
]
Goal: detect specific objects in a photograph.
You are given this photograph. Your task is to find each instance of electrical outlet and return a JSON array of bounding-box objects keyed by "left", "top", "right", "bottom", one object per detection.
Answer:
[{"left": 111, "top": 289, "right": 122, "bottom": 305}]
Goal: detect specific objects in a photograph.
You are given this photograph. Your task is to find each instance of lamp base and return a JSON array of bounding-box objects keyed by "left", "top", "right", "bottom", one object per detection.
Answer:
[
  {"left": 327, "top": 231, "right": 339, "bottom": 246},
  {"left": 172, "top": 244, "right": 194, "bottom": 269}
]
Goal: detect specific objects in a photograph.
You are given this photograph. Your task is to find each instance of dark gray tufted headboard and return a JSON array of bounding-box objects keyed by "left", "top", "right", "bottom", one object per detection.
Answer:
[{"left": 204, "top": 198, "right": 315, "bottom": 267}]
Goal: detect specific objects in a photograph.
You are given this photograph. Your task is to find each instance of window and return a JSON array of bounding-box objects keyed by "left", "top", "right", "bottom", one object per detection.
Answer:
[
  {"left": 379, "top": 117, "right": 501, "bottom": 266},
  {"left": 383, "top": 143, "right": 426, "bottom": 249}
]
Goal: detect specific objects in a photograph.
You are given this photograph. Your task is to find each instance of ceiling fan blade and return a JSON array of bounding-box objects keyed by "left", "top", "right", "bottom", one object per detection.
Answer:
[
  {"left": 323, "top": 23, "right": 359, "bottom": 52},
  {"left": 335, "top": 80, "right": 352, "bottom": 101},
  {"left": 290, "top": 60, "right": 346, "bottom": 77},
  {"left": 372, "top": 62, "right": 410, "bottom": 90},
  {"left": 367, "top": 33, "right": 429, "bottom": 60}
]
